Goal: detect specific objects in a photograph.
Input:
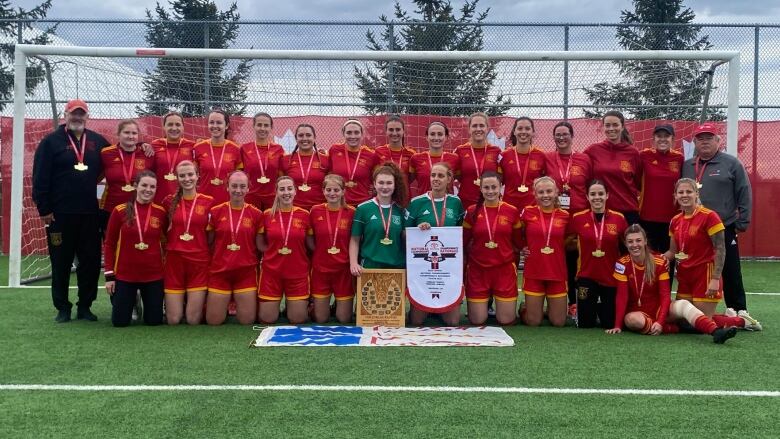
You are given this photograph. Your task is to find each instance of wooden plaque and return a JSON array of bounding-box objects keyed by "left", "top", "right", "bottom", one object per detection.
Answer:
[{"left": 355, "top": 269, "right": 406, "bottom": 327}]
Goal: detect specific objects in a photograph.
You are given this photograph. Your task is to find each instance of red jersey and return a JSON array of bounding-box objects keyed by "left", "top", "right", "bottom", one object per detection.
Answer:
[
  {"left": 669, "top": 206, "right": 725, "bottom": 271},
  {"left": 544, "top": 151, "right": 592, "bottom": 212},
  {"left": 409, "top": 151, "right": 459, "bottom": 197},
  {"left": 282, "top": 151, "right": 330, "bottom": 210},
  {"left": 499, "top": 147, "right": 547, "bottom": 210},
  {"left": 613, "top": 254, "right": 671, "bottom": 327},
  {"left": 375, "top": 144, "right": 416, "bottom": 200},
  {"left": 207, "top": 202, "right": 263, "bottom": 273},
  {"left": 151, "top": 137, "right": 195, "bottom": 204},
  {"left": 193, "top": 139, "right": 242, "bottom": 205},
  {"left": 328, "top": 144, "right": 378, "bottom": 206},
  {"left": 463, "top": 202, "right": 523, "bottom": 269},
  {"left": 521, "top": 205, "right": 570, "bottom": 281},
  {"left": 584, "top": 140, "right": 642, "bottom": 213},
  {"left": 162, "top": 193, "right": 214, "bottom": 263},
  {"left": 104, "top": 202, "right": 167, "bottom": 282},
  {"left": 240, "top": 141, "right": 285, "bottom": 206},
  {"left": 99, "top": 145, "right": 156, "bottom": 214},
  {"left": 260, "top": 207, "right": 312, "bottom": 275},
  {"left": 454, "top": 143, "right": 501, "bottom": 209},
  {"left": 568, "top": 209, "right": 628, "bottom": 286},
  {"left": 309, "top": 204, "right": 356, "bottom": 273},
  {"left": 639, "top": 148, "right": 684, "bottom": 223}
]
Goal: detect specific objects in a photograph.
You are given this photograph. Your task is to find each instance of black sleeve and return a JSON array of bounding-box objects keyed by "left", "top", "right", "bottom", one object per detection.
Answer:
[{"left": 32, "top": 135, "right": 54, "bottom": 217}]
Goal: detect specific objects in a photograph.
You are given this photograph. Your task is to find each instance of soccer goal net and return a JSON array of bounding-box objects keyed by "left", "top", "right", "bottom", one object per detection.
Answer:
[{"left": 7, "top": 46, "right": 739, "bottom": 286}]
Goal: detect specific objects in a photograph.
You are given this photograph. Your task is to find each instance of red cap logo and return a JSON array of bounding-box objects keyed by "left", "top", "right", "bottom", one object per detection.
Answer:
[
  {"left": 64, "top": 99, "right": 88, "bottom": 113},
  {"left": 693, "top": 122, "right": 718, "bottom": 136}
]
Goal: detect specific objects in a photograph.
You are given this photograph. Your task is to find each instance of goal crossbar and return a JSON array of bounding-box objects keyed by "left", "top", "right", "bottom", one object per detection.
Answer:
[{"left": 10, "top": 45, "right": 741, "bottom": 287}]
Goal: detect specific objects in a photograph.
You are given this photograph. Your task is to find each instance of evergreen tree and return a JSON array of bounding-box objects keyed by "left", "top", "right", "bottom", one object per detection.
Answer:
[
  {"left": 584, "top": 0, "right": 720, "bottom": 120},
  {"left": 0, "top": 0, "right": 56, "bottom": 111},
  {"left": 355, "top": 0, "right": 510, "bottom": 116},
  {"left": 138, "top": 0, "right": 250, "bottom": 116}
]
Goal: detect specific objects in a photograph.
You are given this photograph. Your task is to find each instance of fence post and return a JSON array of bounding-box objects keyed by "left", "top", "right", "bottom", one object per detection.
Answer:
[
  {"left": 204, "top": 22, "right": 211, "bottom": 111},
  {"left": 387, "top": 22, "right": 395, "bottom": 114},
  {"left": 752, "top": 26, "right": 759, "bottom": 255},
  {"left": 563, "top": 25, "right": 570, "bottom": 120}
]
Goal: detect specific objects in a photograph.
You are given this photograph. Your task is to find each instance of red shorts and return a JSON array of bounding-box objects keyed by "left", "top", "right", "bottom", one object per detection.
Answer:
[
  {"left": 522, "top": 278, "right": 568, "bottom": 299},
  {"left": 258, "top": 268, "right": 310, "bottom": 301},
  {"left": 311, "top": 268, "right": 355, "bottom": 301},
  {"left": 208, "top": 265, "right": 258, "bottom": 295},
  {"left": 676, "top": 262, "right": 722, "bottom": 303},
  {"left": 164, "top": 251, "right": 209, "bottom": 294},
  {"left": 466, "top": 262, "right": 518, "bottom": 302}
]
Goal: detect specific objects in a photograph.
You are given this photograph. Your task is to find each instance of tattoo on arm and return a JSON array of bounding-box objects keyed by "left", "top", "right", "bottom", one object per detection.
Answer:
[{"left": 711, "top": 230, "right": 726, "bottom": 278}]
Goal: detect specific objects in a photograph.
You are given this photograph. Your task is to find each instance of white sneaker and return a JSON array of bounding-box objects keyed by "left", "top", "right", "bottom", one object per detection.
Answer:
[
  {"left": 487, "top": 306, "right": 496, "bottom": 317},
  {"left": 724, "top": 307, "right": 737, "bottom": 317},
  {"left": 131, "top": 309, "right": 139, "bottom": 322},
  {"left": 737, "top": 310, "right": 762, "bottom": 331}
]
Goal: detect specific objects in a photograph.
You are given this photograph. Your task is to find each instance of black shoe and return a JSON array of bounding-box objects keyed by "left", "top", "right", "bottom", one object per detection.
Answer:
[
  {"left": 712, "top": 327, "right": 737, "bottom": 344},
  {"left": 76, "top": 308, "right": 98, "bottom": 321},
  {"left": 55, "top": 309, "right": 71, "bottom": 323}
]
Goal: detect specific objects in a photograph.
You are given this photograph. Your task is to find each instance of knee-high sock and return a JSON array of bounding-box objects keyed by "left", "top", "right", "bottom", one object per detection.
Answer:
[
  {"left": 712, "top": 314, "right": 745, "bottom": 328},
  {"left": 693, "top": 315, "right": 718, "bottom": 334}
]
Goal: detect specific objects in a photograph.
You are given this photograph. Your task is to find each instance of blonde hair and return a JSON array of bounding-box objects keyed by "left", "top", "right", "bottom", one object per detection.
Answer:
[
  {"left": 341, "top": 119, "right": 364, "bottom": 134},
  {"left": 167, "top": 160, "right": 198, "bottom": 227},
  {"left": 322, "top": 174, "right": 347, "bottom": 208},
  {"left": 270, "top": 175, "right": 296, "bottom": 216},
  {"left": 533, "top": 176, "right": 560, "bottom": 208},
  {"left": 674, "top": 177, "right": 701, "bottom": 207},
  {"left": 624, "top": 224, "right": 657, "bottom": 285}
]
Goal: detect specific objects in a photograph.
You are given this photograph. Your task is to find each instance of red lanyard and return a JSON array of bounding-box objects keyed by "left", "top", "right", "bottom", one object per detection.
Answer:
[
  {"left": 253, "top": 142, "right": 269, "bottom": 179},
  {"left": 325, "top": 207, "right": 344, "bottom": 251},
  {"left": 482, "top": 204, "right": 501, "bottom": 245},
  {"left": 165, "top": 139, "right": 181, "bottom": 176},
  {"left": 67, "top": 130, "right": 87, "bottom": 165},
  {"left": 538, "top": 207, "right": 557, "bottom": 251},
  {"left": 631, "top": 261, "right": 647, "bottom": 306},
  {"left": 296, "top": 152, "right": 315, "bottom": 185},
  {"left": 227, "top": 204, "right": 246, "bottom": 244},
  {"left": 179, "top": 194, "right": 199, "bottom": 237},
  {"left": 134, "top": 201, "right": 152, "bottom": 245},
  {"left": 210, "top": 142, "right": 227, "bottom": 177},
  {"left": 591, "top": 211, "right": 607, "bottom": 250},
  {"left": 375, "top": 198, "right": 393, "bottom": 242},
  {"left": 345, "top": 146, "right": 363, "bottom": 182},
  {"left": 429, "top": 193, "right": 448, "bottom": 227},
  {"left": 694, "top": 157, "right": 708, "bottom": 187},
  {"left": 118, "top": 147, "right": 138, "bottom": 187},
  {"left": 513, "top": 148, "right": 532, "bottom": 189},
  {"left": 469, "top": 145, "right": 488, "bottom": 179},
  {"left": 278, "top": 209, "right": 294, "bottom": 251},
  {"left": 555, "top": 153, "right": 572, "bottom": 189}
]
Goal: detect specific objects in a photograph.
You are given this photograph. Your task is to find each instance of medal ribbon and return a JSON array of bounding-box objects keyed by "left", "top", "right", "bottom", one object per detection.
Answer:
[
  {"left": 537, "top": 207, "right": 557, "bottom": 251},
  {"left": 134, "top": 201, "right": 152, "bottom": 245},
  {"left": 429, "top": 193, "right": 448, "bottom": 227},
  {"left": 253, "top": 142, "right": 269, "bottom": 178},
  {"left": 676, "top": 210, "right": 695, "bottom": 254},
  {"left": 631, "top": 261, "right": 647, "bottom": 306},
  {"left": 227, "top": 204, "right": 246, "bottom": 245},
  {"left": 514, "top": 148, "right": 532, "bottom": 188},
  {"left": 375, "top": 198, "right": 393, "bottom": 242},
  {"left": 118, "top": 147, "right": 138, "bottom": 187},
  {"left": 210, "top": 141, "right": 227, "bottom": 180},
  {"left": 555, "top": 152, "right": 573, "bottom": 189},
  {"left": 278, "top": 209, "right": 294, "bottom": 250},
  {"left": 469, "top": 145, "right": 488, "bottom": 180},
  {"left": 325, "top": 207, "right": 343, "bottom": 250},
  {"left": 426, "top": 152, "right": 442, "bottom": 173},
  {"left": 180, "top": 194, "right": 199, "bottom": 236},
  {"left": 591, "top": 211, "right": 607, "bottom": 251},
  {"left": 67, "top": 130, "right": 87, "bottom": 164},
  {"left": 345, "top": 146, "right": 363, "bottom": 182},
  {"left": 297, "top": 152, "right": 315, "bottom": 185},
  {"left": 482, "top": 204, "right": 501, "bottom": 245},
  {"left": 694, "top": 157, "right": 708, "bottom": 186},
  {"left": 390, "top": 147, "right": 404, "bottom": 168},
  {"left": 165, "top": 139, "right": 181, "bottom": 176}
]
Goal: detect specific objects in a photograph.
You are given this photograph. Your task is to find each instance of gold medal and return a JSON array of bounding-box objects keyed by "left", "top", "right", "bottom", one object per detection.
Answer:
[
  {"left": 519, "top": 184, "right": 529, "bottom": 193},
  {"left": 674, "top": 251, "right": 688, "bottom": 261},
  {"left": 473, "top": 178, "right": 481, "bottom": 186},
  {"left": 484, "top": 241, "right": 498, "bottom": 249},
  {"left": 327, "top": 246, "right": 341, "bottom": 255},
  {"left": 298, "top": 184, "right": 311, "bottom": 192},
  {"left": 696, "top": 182, "right": 703, "bottom": 189},
  {"left": 278, "top": 247, "right": 292, "bottom": 255},
  {"left": 380, "top": 238, "right": 393, "bottom": 245},
  {"left": 121, "top": 184, "right": 134, "bottom": 192},
  {"left": 541, "top": 246, "right": 555, "bottom": 254},
  {"left": 258, "top": 176, "right": 270, "bottom": 184},
  {"left": 134, "top": 242, "right": 149, "bottom": 251},
  {"left": 74, "top": 162, "right": 88, "bottom": 171},
  {"left": 179, "top": 233, "right": 194, "bottom": 241},
  {"left": 164, "top": 173, "right": 176, "bottom": 181},
  {"left": 562, "top": 183, "right": 570, "bottom": 191},
  {"left": 227, "top": 242, "right": 240, "bottom": 251},
  {"left": 210, "top": 177, "right": 223, "bottom": 186},
  {"left": 345, "top": 180, "right": 356, "bottom": 188},
  {"left": 592, "top": 249, "right": 605, "bottom": 258}
]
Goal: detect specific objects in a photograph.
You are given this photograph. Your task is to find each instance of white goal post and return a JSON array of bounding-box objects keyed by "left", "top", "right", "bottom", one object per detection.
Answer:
[{"left": 9, "top": 45, "right": 740, "bottom": 287}]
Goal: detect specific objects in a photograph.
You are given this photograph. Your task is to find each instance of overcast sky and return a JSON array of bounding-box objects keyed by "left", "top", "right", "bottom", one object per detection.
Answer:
[{"left": 14, "top": 0, "right": 780, "bottom": 23}]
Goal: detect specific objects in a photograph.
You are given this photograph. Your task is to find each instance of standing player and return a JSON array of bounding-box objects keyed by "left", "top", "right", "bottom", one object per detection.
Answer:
[
  {"left": 309, "top": 175, "right": 356, "bottom": 324},
  {"left": 664, "top": 178, "right": 760, "bottom": 330},
  {"left": 463, "top": 172, "right": 523, "bottom": 325},
  {"left": 283, "top": 124, "right": 329, "bottom": 210},
  {"left": 584, "top": 110, "right": 641, "bottom": 225},
  {"left": 33, "top": 99, "right": 110, "bottom": 323},
  {"left": 407, "top": 162, "right": 465, "bottom": 326},
  {"left": 520, "top": 176, "right": 571, "bottom": 327},
  {"left": 639, "top": 124, "right": 683, "bottom": 253},
  {"left": 205, "top": 171, "right": 264, "bottom": 325},
  {"left": 350, "top": 163, "right": 409, "bottom": 274},
  {"left": 193, "top": 109, "right": 242, "bottom": 205},
  {"left": 454, "top": 112, "right": 501, "bottom": 209},
  {"left": 375, "top": 115, "right": 416, "bottom": 198},
  {"left": 100, "top": 119, "right": 156, "bottom": 221},
  {"left": 103, "top": 170, "right": 167, "bottom": 327},
  {"left": 568, "top": 180, "right": 628, "bottom": 328},
  {"left": 500, "top": 117, "right": 546, "bottom": 210},
  {"left": 607, "top": 224, "right": 737, "bottom": 344},
  {"left": 329, "top": 120, "right": 379, "bottom": 205},
  {"left": 257, "top": 176, "right": 313, "bottom": 324},
  {"left": 241, "top": 112, "right": 285, "bottom": 210},
  {"left": 162, "top": 160, "right": 214, "bottom": 325},
  {"left": 152, "top": 111, "right": 195, "bottom": 203},
  {"left": 409, "top": 121, "right": 459, "bottom": 197}
]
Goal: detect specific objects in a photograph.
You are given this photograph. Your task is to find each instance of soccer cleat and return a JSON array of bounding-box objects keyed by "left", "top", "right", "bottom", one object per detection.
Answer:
[
  {"left": 227, "top": 300, "right": 237, "bottom": 316},
  {"left": 737, "top": 310, "right": 762, "bottom": 331},
  {"left": 724, "top": 308, "right": 737, "bottom": 317},
  {"left": 55, "top": 309, "right": 71, "bottom": 323},
  {"left": 76, "top": 308, "right": 98, "bottom": 321},
  {"left": 711, "top": 327, "right": 737, "bottom": 344},
  {"left": 487, "top": 306, "right": 496, "bottom": 317}
]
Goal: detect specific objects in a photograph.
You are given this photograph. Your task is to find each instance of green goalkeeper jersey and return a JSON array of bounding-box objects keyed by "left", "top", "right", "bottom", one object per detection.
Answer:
[
  {"left": 405, "top": 193, "right": 464, "bottom": 227},
  {"left": 351, "top": 199, "right": 406, "bottom": 268}
]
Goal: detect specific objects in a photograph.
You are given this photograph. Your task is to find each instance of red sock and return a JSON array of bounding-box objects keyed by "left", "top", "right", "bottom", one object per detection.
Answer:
[
  {"left": 694, "top": 315, "right": 718, "bottom": 334},
  {"left": 662, "top": 323, "right": 680, "bottom": 334},
  {"left": 712, "top": 314, "right": 744, "bottom": 328}
]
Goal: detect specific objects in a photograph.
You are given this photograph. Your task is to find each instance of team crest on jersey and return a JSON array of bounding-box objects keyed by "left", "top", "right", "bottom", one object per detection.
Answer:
[
  {"left": 392, "top": 216, "right": 402, "bottom": 225},
  {"left": 554, "top": 218, "right": 566, "bottom": 227},
  {"left": 196, "top": 205, "right": 206, "bottom": 215},
  {"left": 134, "top": 159, "right": 146, "bottom": 169},
  {"left": 607, "top": 224, "right": 618, "bottom": 235},
  {"left": 669, "top": 161, "right": 680, "bottom": 172},
  {"left": 529, "top": 160, "right": 542, "bottom": 171},
  {"left": 688, "top": 225, "right": 699, "bottom": 236},
  {"left": 224, "top": 153, "right": 234, "bottom": 162},
  {"left": 499, "top": 215, "right": 510, "bottom": 226},
  {"left": 339, "top": 219, "right": 350, "bottom": 229},
  {"left": 293, "top": 218, "right": 305, "bottom": 228},
  {"left": 571, "top": 165, "right": 583, "bottom": 176},
  {"left": 620, "top": 160, "right": 633, "bottom": 173},
  {"left": 242, "top": 218, "right": 253, "bottom": 227}
]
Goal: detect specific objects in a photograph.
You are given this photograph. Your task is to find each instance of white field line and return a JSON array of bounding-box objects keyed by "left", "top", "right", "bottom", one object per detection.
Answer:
[
  {"left": 0, "top": 384, "right": 778, "bottom": 397},
  {"left": 1, "top": 286, "right": 778, "bottom": 296}
]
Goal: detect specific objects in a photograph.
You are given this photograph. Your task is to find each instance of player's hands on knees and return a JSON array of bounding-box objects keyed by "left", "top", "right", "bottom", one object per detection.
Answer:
[
  {"left": 350, "top": 262, "right": 363, "bottom": 277},
  {"left": 105, "top": 281, "right": 115, "bottom": 296},
  {"left": 706, "top": 278, "right": 720, "bottom": 298},
  {"left": 418, "top": 222, "right": 432, "bottom": 231},
  {"left": 605, "top": 328, "right": 622, "bottom": 334},
  {"left": 648, "top": 322, "right": 663, "bottom": 335}
]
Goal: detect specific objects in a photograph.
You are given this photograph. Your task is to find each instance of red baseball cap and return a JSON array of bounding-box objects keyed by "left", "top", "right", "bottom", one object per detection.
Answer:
[
  {"left": 693, "top": 122, "right": 718, "bottom": 136},
  {"left": 64, "top": 99, "right": 89, "bottom": 113}
]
